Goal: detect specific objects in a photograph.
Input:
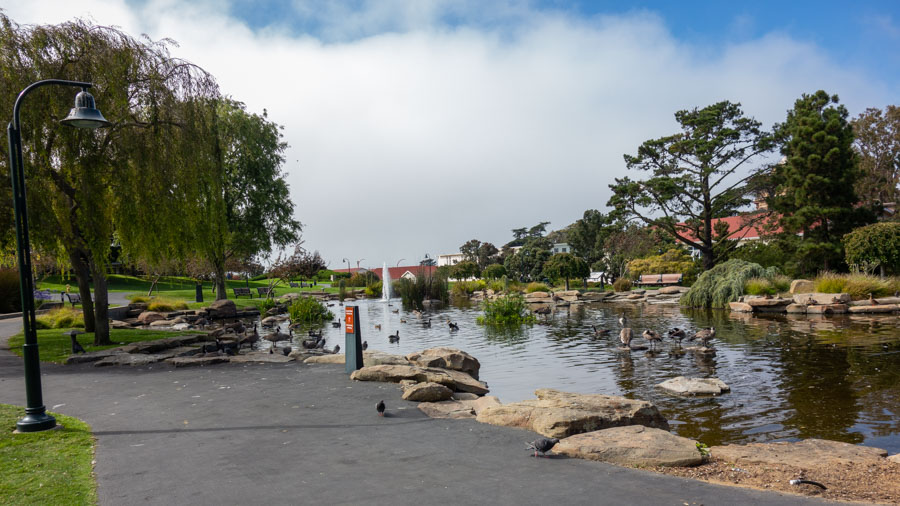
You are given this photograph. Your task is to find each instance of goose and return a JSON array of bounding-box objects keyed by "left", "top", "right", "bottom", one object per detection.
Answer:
[
  {"left": 217, "top": 338, "right": 240, "bottom": 354},
  {"left": 869, "top": 294, "right": 880, "bottom": 305},
  {"left": 618, "top": 314, "right": 628, "bottom": 327},
  {"left": 422, "top": 319, "right": 431, "bottom": 328},
  {"left": 667, "top": 328, "right": 686, "bottom": 345},
  {"left": 224, "top": 321, "right": 245, "bottom": 334},
  {"left": 400, "top": 318, "right": 407, "bottom": 324},
  {"left": 591, "top": 325, "right": 610, "bottom": 337},
  {"left": 265, "top": 328, "right": 292, "bottom": 348},
  {"left": 388, "top": 331, "right": 400, "bottom": 343},
  {"left": 642, "top": 330, "right": 662, "bottom": 349},
  {"left": 533, "top": 306, "right": 551, "bottom": 316},
  {"left": 308, "top": 329, "right": 323, "bottom": 338},
  {"left": 244, "top": 324, "right": 260, "bottom": 349},
  {"left": 448, "top": 321, "right": 459, "bottom": 331},
  {"left": 619, "top": 328, "right": 634, "bottom": 349},
  {"left": 282, "top": 346, "right": 291, "bottom": 356},
  {"left": 331, "top": 321, "right": 341, "bottom": 328},
  {"left": 391, "top": 309, "right": 399, "bottom": 314},
  {"left": 691, "top": 327, "right": 716, "bottom": 346}
]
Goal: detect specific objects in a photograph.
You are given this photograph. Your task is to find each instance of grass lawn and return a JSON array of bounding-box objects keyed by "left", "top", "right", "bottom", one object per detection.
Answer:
[
  {"left": 8, "top": 328, "right": 204, "bottom": 364},
  {"left": 0, "top": 404, "right": 96, "bottom": 505}
]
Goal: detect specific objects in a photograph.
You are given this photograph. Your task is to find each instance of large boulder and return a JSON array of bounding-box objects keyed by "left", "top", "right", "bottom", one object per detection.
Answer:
[
  {"left": 792, "top": 292, "right": 850, "bottom": 305},
  {"left": 475, "top": 389, "right": 668, "bottom": 438},
  {"left": 405, "top": 347, "right": 480, "bottom": 379},
  {"left": 745, "top": 297, "right": 792, "bottom": 309},
  {"left": 417, "top": 396, "right": 501, "bottom": 419},
  {"left": 712, "top": 439, "right": 888, "bottom": 468},
  {"left": 524, "top": 291, "right": 550, "bottom": 299},
  {"left": 728, "top": 302, "right": 753, "bottom": 313},
  {"left": 402, "top": 382, "right": 453, "bottom": 402},
  {"left": 137, "top": 311, "right": 166, "bottom": 324},
  {"left": 656, "top": 377, "right": 730, "bottom": 396},
  {"left": 555, "top": 426, "right": 703, "bottom": 467},
  {"left": 789, "top": 279, "right": 816, "bottom": 294},
  {"left": 658, "top": 286, "right": 687, "bottom": 295},
  {"left": 206, "top": 299, "right": 237, "bottom": 319},
  {"left": 350, "top": 364, "right": 489, "bottom": 395},
  {"left": 785, "top": 303, "right": 807, "bottom": 314},
  {"left": 848, "top": 304, "right": 900, "bottom": 313},
  {"left": 94, "top": 354, "right": 165, "bottom": 367}
]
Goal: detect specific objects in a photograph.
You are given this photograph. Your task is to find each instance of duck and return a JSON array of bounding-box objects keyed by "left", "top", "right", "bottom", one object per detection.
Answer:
[
  {"left": 619, "top": 327, "right": 634, "bottom": 349},
  {"left": 400, "top": 318, "right": 407, "bottom": 324},
  {"left": 374, "top": 324, "right": 382, "bottom": 330},
  {"left": 533, "top": 306, "right": 551, "bottom": 316},
  {"left": 422, "top": 319, "right": 431, "bottom": 328},
  {"left": 642, "top": 330, "right": 662, "bottom": 349},
  {"left": 691, "top": 327, "right": 716, "bottom": 347},
  {"left": 391, "top": 309, "right": 399, "bottom": 314},
  {"left": 448, "top": 321, "right": 459, "bottom": 331},
  {"left": 389, "top": 331, "right": 400, "bottom": 343},
  {"left": 591, "top": 325, "right": 610, "bottom": 337},
  {"left": 869, "top": 294, "right": 880, "bottom": 305}
]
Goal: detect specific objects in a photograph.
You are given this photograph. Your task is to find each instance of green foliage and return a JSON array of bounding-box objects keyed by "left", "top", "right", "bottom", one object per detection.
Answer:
[
  {"left": 460, "top": 239, "right": 501, "bottom": 270},
  {"left": 729, "top": 239, "right": 798, "bottom": 275},
  {"left": 347, "top": 271, "right": 378, "bottom": 287},
  {"left": 566, "top": 209, "right": 617, "bottom": 267},
  {"left": 394, "top": 271, "right": 449, "bottom": 310},
  {"left": 259, "top": 297, "right": 277, "bottom": 313},
  {"left": 814, "top": 272, "right": 848, "bottom": 293},
  {"left": 844, "top": 222, "right": 900, "bottom": 275},
  {"left": 146, "top": 297, "right": 189, "bottom": 312},
  {"left": 35, "top": 307, "right": 85, "bottom": 329},
  {"left": 0, "top": 268, "right": 20, "bottom": 313},
  {"left": 288, "top": 297, "right": 333, "bottom": 323},
  {"left": 609, "top": 100, "right": 774, "bottom": 269},
  {"left": 482, "top": 263, "right": 507, "bottom": 280},
  {"left": 768, "top": 90, "right": 875, "bottom": 273},
  {"left": 504, "top": 237, "right": 552, "bottom": 281},
  {"left": 600, "top": 224, "right": 665, "bottom": 281},
  {"left": 250, "top": 273, "right": 269, "bottom": 281},
  {"left": 486, "top": 279, "right": 505, "bottom": 293},
  {"left": 680, "top": 259, "right": 772, "bottom": 308},
  {"left": 852, "top": 105, "right": 900, "bottom": 204},
  {"left": 451, "top": 280, "right": 487, "bottom": 297},
  {"left": 451, "top": 260, "right": 480, "bottom": 280},
  {"left": 696, "top": 442, "right": 711, "bottom": 459},
  {"left": 814, "top": 272, "right": 897, "bottom": 299},
  {"left": 744, "top": 277, "right": 776, "bottom": 296},
  {"left": 0, "top": 404, "right": 96, "bottom": 504},
  {"left": 476, "top": 294, "right": 537, "bottom": 325},
  {"left": 525, "top": 282, "right": 550, "bottom": 293},
  {"left": 542, "top": 252, "right": 590, "bottom": 290},
  {"left": 338, "top": 279, "right": 347, "bottom": 302},
  {"left": 612, "top": 277, "right": 632, "bottom": 292},
  {"left": 626, "top": 248, "right": 699, "bottom": 284},
  {"left": 364, "top": 281, "right": 383, "bottom": 298}
]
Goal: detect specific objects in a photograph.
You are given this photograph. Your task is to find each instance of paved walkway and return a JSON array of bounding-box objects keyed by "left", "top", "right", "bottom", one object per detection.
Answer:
[{"left": 0, "top": 321, "right": 823, "bottom": 505}]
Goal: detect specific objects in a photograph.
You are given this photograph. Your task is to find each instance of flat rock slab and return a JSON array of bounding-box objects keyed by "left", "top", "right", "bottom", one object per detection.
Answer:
[
  {"left": 229, "top": 352, "right": 294, "bottom": 363},
  {"left": 405, "top": 347, "right": 480, "bottom": 379},
  {"left": 304, "top": 354, "right": 344, "bottom": 364},
  {"left": 94, "top": 354, "right": 166, "bottom": 367},
  {"left": 729, "top": 302, "right": 753, "bottom": 312},
  {"left": 402, "top": 382, "right": 453, "bottom": 402},
  {"left": 120, "top": 335, "right": 206, "bottom": 354},
  {"left": 848, "top": 304, "right": 900, "bottom": 313},
  {"left": 303, "top": 351, "right": 409, "bottom": 366},
  {"left": 793, "top": 292, "right": 850, "bottom": 305},
  {"left": 746, "top": 297, "right": 792, "bottom": 307},
  {"left": 556, "top": 425, "right": 703, "bottom": 467},
  {"left": 65, "top": 349, "right": 127, "bottom": 364},
  {"left": 350, "top": 364, "right": 489, "bottom": 395},
  {"left": 418, "top": 396, "right": 502, "bottom": 419},
  {"left": 476, "top": 388, "right": 668, "bottom": 438},
  {"left": 656, "top": 377, "right": 730, "bottom": 396},
  {"left": 807, "top": 304, "right": 848, "bottom": 314},
  {"left": 785, "top": 303, "right": 807, "bottom": 314},
  {"left": 712, "top": 439, "right": 888, "bottom": 469},
  {"left": 889, "top": 454, "right": 900, "bottom": 464},
  {"left": 166, "top": 356, "right": 230, "bottom": 367}
]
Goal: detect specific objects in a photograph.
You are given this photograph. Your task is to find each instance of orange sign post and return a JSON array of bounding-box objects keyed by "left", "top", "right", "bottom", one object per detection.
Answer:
[{"left": 344, "top": 305, "right": 363, "bottom": 373}]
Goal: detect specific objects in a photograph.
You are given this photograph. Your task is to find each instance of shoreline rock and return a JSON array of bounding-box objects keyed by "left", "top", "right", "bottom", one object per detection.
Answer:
[{"left": 556, "top": 425, "right": 703, "bottom": 467}]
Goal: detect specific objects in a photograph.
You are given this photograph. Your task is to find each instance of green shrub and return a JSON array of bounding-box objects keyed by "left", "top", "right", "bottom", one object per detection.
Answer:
[
  {"left": 338, "top": 279, "right": 347, "bottom": 302},
  {"left": 394, "top": 271, "right": 449, "bottom": 310},
  {"left": 843, "top": 222, "right": 900, "bottom": 275},
  {"left": 627, "top": 248, "right": 699, "bottom": 285},
  {"left": 288, "top": 297, "right": 333, "bottom": 323},
  {"left": 680, "top": 259, "right": 772, "bottom": 308},
  {"left": 744, "top": 277, "right": 775, "bottom": 295},
  {"left": 452, "top": 280, "right": 488, "bottom": 296},
  {"left": 347, "top": 271, "right": 378, "bottom": 288},
  {"left": 486, "top": 280, "right": 505, "bottom": 293},
  {"left": 482, "top": 263, "right": 507, "bottom": 280},
  {"left": 364, "top": 281, "right": 383, "bottom": 298},
  {"left": 844, "top": 274, "right": 893, "bottom": 299},
  {"left": 146, "top": 297, "right": 188, "bottom": 312},
  {"left": 525, "top": 282, "right": 550, "bottom": 293},
  {"left": 0, "top": 268, "right": 20, "bottom": 313},
  {"left": 35, "top": 307, "right": 85, "bottom": 329},
  {"left": 259, "top": 297, "right": 277, "bottom": 313},
  {"left": 128, "top": 295, "right": 150, "bottom": 303},
  {"left": 814, "top": 272, "right": 849, "bottom": 293},
  {"left": 612, "top": 277, "right": 632, "bottom": 292},
  {"left": 771, "top": 274, "right": 792, "bottom": 293},
  {"left": 250, "top": 273, "right": 269, "bottom": 281},
  {"left": 476, "top": 294, "right": 536, "bottom": 325}
]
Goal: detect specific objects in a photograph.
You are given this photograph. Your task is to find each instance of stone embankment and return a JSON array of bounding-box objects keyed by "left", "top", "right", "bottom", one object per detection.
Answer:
[{"left": 729, "top": 292, "right": 900, "bottom": 315}]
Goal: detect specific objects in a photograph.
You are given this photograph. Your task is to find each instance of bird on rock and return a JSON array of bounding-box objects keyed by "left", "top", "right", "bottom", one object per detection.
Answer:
[
  {"left": 331, "top": 321, "right": 341, "bottom": 328},
  {"left": 389, "top": 331, "right": 400, "bottom": 343},
  {"left": 374, "top": 324, "right": 382, "bottom": 330},
  {"left": 642, "top": 330, "right": 662, "bottom": 349},
  {"left": 376, "top": 400, "right": 386, "bottom": 417},
  {"left": 526, "top": 438, "right": 559, "bottom": 458}
]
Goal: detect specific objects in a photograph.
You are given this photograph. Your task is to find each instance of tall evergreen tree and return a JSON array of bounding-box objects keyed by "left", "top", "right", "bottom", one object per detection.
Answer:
[{"left": 767, "top": 91, "right": 874, "bottom": 272}]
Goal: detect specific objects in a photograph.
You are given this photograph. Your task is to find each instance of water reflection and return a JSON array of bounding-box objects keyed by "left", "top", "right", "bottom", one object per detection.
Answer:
[{"left": 265, "top": 299, "right": 900, "bottom": 453}]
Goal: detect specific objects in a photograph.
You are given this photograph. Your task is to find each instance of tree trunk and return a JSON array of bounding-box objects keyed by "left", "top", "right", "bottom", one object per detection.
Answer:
[
  {"left": 90, "top": 261, "right": 111, "bottom": 346},
  {"left": 68, "top": 248, "right": 95, "bottom": 332},
  {"left": 564, "top": 277, "right": 570, "bottom": 290},
  {"left": 215, "top": 262, "right": 227, "bottom": 300}
]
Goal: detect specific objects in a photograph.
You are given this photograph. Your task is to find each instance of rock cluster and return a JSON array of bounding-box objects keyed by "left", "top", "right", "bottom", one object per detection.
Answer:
[{"left": 732, "top": 293, "right": 900, "bottom": 315}]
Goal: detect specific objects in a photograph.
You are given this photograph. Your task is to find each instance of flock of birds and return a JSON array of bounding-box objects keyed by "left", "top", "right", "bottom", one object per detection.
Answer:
[{"left": 592, "top": 314, "right": 716, "bottom": 352}]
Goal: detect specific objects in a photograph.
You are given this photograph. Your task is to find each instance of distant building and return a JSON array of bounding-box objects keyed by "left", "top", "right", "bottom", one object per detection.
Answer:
[
  {"left": 437, "top": 253, "right": 464, "bottom": 266},
  {"left": 334, "top": 265, "right": 437, "bottom": 281},
  {"left": 552, "top": 243, "right": 571, "bottom": 254}
]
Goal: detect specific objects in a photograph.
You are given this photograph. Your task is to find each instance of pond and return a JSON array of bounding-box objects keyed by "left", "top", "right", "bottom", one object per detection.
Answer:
[{"left": 270, "top": 298, "right": 900, "bottom": 453}]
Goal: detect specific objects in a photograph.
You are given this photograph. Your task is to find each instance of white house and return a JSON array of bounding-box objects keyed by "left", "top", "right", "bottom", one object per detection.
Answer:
[
  {"left": 552, "top": 243, "right": 571, "bottom": 254},
  {"left": 437, "top": 253, "right": 464, "bottom": 266}
]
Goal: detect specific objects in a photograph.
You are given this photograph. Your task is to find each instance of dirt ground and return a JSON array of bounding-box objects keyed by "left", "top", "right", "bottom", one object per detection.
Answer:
[{"left": 651, "top": 456, "right": 900, "bottom": 505}]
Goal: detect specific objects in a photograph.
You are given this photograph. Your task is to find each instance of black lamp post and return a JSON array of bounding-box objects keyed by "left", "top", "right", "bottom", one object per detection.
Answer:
[{"left": 8, "top": 80, "right": 109, "bottom": 432}]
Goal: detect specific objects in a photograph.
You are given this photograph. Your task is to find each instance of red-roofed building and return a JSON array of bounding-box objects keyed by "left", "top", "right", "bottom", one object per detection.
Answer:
[
  {"left": 676, "top": 212, "right": 788, "bottom": 258},
  {"left": 334, "top": 265, "right": 438, "bottom": 281}
]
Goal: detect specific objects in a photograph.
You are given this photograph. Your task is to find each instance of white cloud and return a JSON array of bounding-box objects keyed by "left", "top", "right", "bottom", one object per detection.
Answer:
[{"left": 4, "top": 1, "right": 893, "bottom": 268}]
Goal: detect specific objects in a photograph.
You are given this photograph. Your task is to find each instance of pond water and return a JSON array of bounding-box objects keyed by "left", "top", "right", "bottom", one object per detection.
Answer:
[{"left": 268, "top": 298, "right": 900, "bottom": 453}]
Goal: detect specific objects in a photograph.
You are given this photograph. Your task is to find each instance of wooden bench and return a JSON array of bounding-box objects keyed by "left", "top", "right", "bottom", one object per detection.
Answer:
[
  {"left": 64, "top": 293, "right": 83, "bottom": 307},
  {"left": 289, "top": 282, "right": 300, "bottom": 288},
  {"left": 634, "top": 273, "right": 683, "bottom": 287},
  {"left": 257, "top": 287, "right": 274, "bottom": 297},
  {"left": 232, "top": 287, "right": 253, "bottom": 298}
]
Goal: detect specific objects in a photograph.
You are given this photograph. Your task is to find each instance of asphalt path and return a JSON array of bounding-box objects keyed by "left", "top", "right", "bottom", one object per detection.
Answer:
[{"left": 0, "top": 320, "right": 828, "bottom": 505}]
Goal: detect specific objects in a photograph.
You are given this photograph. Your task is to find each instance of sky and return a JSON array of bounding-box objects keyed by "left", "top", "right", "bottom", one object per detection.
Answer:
[{"left": 5, "top": 1, "right": 900, "bottom": 269}]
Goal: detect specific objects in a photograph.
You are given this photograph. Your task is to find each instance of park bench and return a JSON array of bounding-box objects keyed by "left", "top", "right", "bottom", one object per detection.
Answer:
[
  {"left": 289, "top": 282, "right": 300, "bottom": 288},
  {"left": 232, "top": 287, "right": 253, "bottom": 298},
  {"left": 633, "top": 273, "right": 683, "bottom": 287},
  {"left": 257, "top": 287, "right": 274, "bottom": 297},
  {"left": 64, "top": 293, "right": 83, "bottom": 307}
]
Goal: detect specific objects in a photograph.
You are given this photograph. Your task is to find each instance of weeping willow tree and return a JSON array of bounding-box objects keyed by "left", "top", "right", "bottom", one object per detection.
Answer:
[
  {"left": 0, "top": 15, "right": 219, "bottom": 344},
  {"left": 680, "top": 259, "right": 774, "bottom": 308}
]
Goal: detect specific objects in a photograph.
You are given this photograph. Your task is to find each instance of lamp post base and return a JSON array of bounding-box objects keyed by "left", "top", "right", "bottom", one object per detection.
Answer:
[{"left": 16, "top": 411, "right": 57, "bottom": 433}]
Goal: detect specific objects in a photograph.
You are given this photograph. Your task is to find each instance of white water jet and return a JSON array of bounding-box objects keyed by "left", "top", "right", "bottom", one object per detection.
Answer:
[{"left": 382, "top": 263, "right": 391, "bottom": 301}]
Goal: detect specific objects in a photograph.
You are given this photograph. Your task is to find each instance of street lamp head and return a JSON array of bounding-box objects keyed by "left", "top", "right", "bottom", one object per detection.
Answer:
[{"left": 60, "top": 89, "right": 110, "bottom": 129}]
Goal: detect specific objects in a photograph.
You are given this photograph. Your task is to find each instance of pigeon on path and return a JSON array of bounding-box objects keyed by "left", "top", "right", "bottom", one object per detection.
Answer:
[
  {"left": 362, "top": 341, "right": 368, "bottom": 350},
  {"left": 376, "top": 400, "right": 385, "bottom": 417},
  {"left": 526, "top": 438, "right": 559, "bottom": 458}
]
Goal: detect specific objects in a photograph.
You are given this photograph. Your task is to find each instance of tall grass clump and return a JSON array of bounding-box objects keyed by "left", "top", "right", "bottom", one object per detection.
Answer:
[
  {"left": 451, "top": 280, "right": 487, "bottom": 297},
  {"left": 0, "top": 268, "right": 20, "bottom": 313},
  {"left": 146, "top": 297, "right": 189, "bottom": 312},
  {"left": 395, "top": 271, "right": 449, "bottom": 310},
  {"left": 771, "top": 274, "right": 792, "bottom": 293},
  {"left": 744, "top": 277, "right": 775, "bottom": 296},
  {"left": 814, "top": 272, "right": 849, "bottom": 294},
  {"left": 844, "top": 274, "right": 894, "bottom": 299},
  {"left": 681, "top": 259, "right": 772, "bottom": 308},
  {"left": 612, "top": 277, "right": 632, "bottom": 292},
  {"left": 525, "top": 282, "right": 550, "bottom": 293},
  {"left": 486, "top": 280, "right": 505, "bottom": 293},
  {"left": 476, "top": 294, "right": 536, "bottom": 325},
  {"left": 288, "top": 297, "right": 333, "bottom": 323},
  {"left": 364, "top": 280, "right": 383, "bottom": 298},
  {"left": 35, "top": 307, "right": 85, "bottom": 329},
  {"left": 127, "top": 295, "right": 150, "bottom": 303}
]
